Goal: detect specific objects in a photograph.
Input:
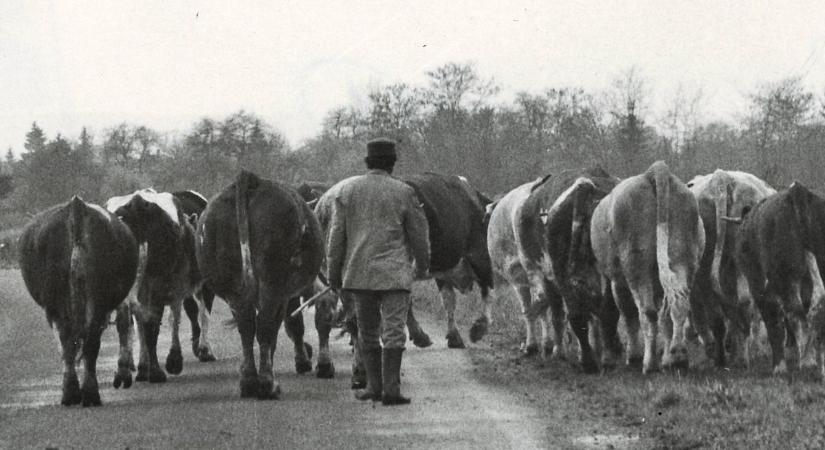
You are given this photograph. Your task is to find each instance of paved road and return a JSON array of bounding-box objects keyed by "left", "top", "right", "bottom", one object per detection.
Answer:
[{"left": 0, "top": 270, "right": 553, "bottom": 449}]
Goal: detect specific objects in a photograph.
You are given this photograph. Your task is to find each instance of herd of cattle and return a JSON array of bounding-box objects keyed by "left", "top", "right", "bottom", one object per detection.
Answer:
[{"left": 15, "top": 160, "right": 825, "bottom": 407}]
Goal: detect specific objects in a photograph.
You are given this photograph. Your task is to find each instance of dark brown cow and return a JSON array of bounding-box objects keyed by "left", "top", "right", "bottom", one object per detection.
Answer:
[
  {"left": 487, "top": 168, "right": 620, "bottom": 371},
  {"left": 196, "top": 171, "right": 323, "bottom": 399},
  {"left": 19, "top": 197, "right": 138, "bottom": 406},
  {"left": 591, "top": 161, "right": 705, "bottom": 374},
  {"left": 734, "top": 182, "right": 825, "bottom": 378}
]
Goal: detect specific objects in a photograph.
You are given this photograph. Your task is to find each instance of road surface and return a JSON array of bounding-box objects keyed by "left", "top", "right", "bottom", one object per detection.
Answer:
[{"left": 0, "top": 270, "right": 562, "bottom": 449}]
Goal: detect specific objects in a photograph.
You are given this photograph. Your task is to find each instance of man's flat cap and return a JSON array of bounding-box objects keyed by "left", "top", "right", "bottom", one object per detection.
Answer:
[{"left": 367, "top": 138, "right": 397, "bottom": 158}]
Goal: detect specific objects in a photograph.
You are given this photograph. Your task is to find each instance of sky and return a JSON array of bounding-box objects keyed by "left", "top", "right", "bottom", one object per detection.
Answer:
[{"left": 1, "top": 0, "right": 824, "bottom": 155}]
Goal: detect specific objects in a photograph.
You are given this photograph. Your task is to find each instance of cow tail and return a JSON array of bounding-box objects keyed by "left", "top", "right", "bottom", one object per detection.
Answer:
[
  {"left": 710, "top": 171, "right": 731, "bottom": 297},
  {"left": 67, "top": 196, "right": 88, "bottom": 349},
  {"left": 650, "top": 162, "right": 681, "bottom": 304},
  {"left": 236, "top": 171, "right": 256, "bottom": 292},
  {"left": 565, "top": 179, "right": 595, "bottom": 278}
]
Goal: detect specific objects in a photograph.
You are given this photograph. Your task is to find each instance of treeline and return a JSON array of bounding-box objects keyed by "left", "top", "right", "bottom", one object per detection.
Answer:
[{"left": 2, "top": 62, "right": 825, "bottom": 230}]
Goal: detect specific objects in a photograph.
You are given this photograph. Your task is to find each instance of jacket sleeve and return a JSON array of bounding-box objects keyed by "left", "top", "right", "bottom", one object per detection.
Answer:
[
  {"left": 404, "top": 192, "right": 431, "bottom": 273},
  {"left": 326, "top": 196, "right": 347, "bottom": 288}
]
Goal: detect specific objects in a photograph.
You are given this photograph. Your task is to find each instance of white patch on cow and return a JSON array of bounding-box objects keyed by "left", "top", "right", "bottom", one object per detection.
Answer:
[
  {"left": 538, "top": 253, "right": 555, "bottom": 279},
  {"left": 539, "top": 209, "right": 549, "bottom": 225},
  {"left": 187, "top": 190, "right": 208, "bottom": 203},
  {"left": 547, "top": 177, "right": 595, "bottom": 220},
  {"left": 458, "top": 175, "right": 468, "bottom": 184},
  {"left": 87, "top": 204, "right": 112, "bottom": 222},
  {"left": 105, "top": 189, "right": 180, "bottom": 226}
]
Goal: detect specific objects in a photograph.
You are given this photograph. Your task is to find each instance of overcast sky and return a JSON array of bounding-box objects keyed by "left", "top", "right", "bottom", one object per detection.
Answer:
[{"left": 1, "top": 0, "right": 824, "bottom": 154}]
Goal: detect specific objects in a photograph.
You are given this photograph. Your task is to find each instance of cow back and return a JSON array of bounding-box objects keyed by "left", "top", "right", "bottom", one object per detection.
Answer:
[
  {"left": 198, "top": 172, "right": 323, "bottom": 299},
  {"left": 401, "top": 173, "right": 487, "bottom": 273},
  {"left": 19, "top": 200, "right": 138, "bottom": 324}
]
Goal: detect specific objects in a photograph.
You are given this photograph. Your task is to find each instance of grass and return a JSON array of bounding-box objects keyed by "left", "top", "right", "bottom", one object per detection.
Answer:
[{"left": 412, "top": 280, "right": 825, "bottom": 449}]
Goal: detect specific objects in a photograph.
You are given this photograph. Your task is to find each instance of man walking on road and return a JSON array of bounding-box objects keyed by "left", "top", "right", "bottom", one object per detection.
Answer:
[{"left": 326, "top": 138, "right": 430, "bottom": 406}]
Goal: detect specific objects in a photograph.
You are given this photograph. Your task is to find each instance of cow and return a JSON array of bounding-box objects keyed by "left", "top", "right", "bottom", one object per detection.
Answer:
[
  {"left": 686, "top": 170, "right": 776, "bottom": 367},
  {"left": 733, "top": 182, "right": 825, "bottom": 378},
  {"left": 196, "top": 170, "right": 323, "bottom": 399},
  {"left": 401, "top": 173, "right": 496, "bottom": 348},
  {"left": 19, "top": 197, "right": 138, "bottom": 406},
  {"left": 106, "top": 188, "right": 203, "bottom": 386},
  {"left": 590, "top": 161, "right": 705, "bottom": 374},
  {"left": 487, "top": 167, "right": 620, "bottom": 371}
]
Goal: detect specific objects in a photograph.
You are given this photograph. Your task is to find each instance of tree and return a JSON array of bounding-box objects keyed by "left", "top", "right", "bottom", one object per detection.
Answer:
[
  {"left": 423, "top": 62, "right": 499, "bottom": 113},
  {"left": 102, "top": 124, "right": 136, "bottom": 165},
  {"left": 24, "top": 122, "right": 47, "bottom": 154},
  {"left": 746, "top": 77, "right": 815, "bottom": 184}
]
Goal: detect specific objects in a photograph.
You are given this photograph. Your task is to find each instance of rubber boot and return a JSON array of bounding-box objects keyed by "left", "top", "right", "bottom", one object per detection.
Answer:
[
  {"left": 354, "top": 347, "right": 382, "bottom": 401},
  {"left": 381, "top": 348, "right": 411, "bottom": 406}
]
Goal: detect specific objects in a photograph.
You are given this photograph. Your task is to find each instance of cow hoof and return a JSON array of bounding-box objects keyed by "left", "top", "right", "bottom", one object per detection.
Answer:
[
  {"left": 113, "top": 368, "right": 133, "bottom": 389},
  {"left": 351, "top": 379, "right": 367, "bottom": 390},
  {"left": 295, "top": 359, "right": 312, "bottom": 374},
  {"left": 469, "top": 318, "right": 489, "bottom": 343},
  {"left": 522, "top": 343, "right": 540, "bottom": 358},
  {"left": 642, "top": 364, "right": 660, "bottom": 375},
  {"left": 663, "top": 359, "right": 690, "bottom": 372},
  {"left": 81, "top": 387, "right": 102, "bottom": 407},
  {"left": 136, "top": 364, "right": 149, "bottom": 382},
  {"left": 190, "top": 338, "right": 200, "bottom": 358},
  {"left": 148, "top": 367, "right": 168, "bottom": 383},
  {"left": 316, "top": 362, "right": 335, "bottom": 379},
  {"left": 240, "top": 376, "right": 259, "bottom": 398},
  {"left": 257, "top": 379, "right": 281, "bottom": 400},
  {"left": 197, "top": 348, "right": 217, "bottom": 362},
  {"left": 411, "top": 332, "right": 433, "bottom": 348},
  {"left": 165, "top": 349, "right": 183, "bottom": 375},
  {"left": 796, "top": 365, "right": 822, "bottom": 383},
  {"left": 581, "top": 358, "right": 599, "bottom": 374},
  {"left": 446, "top": 330, "right": 466, "bottom": 349},
  {"left": 304, "top": 342, "right": 313, "bottom": 359},
  {"left": 61, "top": 377, "right": 81, "bottom": 406},
  {"left": 772, "top": 360, "right": 788, "bottom": 376}
]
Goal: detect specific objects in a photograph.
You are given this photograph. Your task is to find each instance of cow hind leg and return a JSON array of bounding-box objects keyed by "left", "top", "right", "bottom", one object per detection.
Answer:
[
  {"left": 135, "top": 308, "right": 151, "bottom": 382},
  {"left": 165, "top": 299, "right": 184, "bottom": 375},
  {"left": 194, "top": 292, "right": 216, "bottom": 362},
  {"left": 514, "top": 285, "right": 541, "bottom": 357},
  {"left": 314, "top": 295, "right": 336, "bottom": 378},
  {"left": 599, "top": 281, "right": 623, "bottom": 370},
  {"left": 113, "top": 302, "right": 134, "bottom": 389},
  {"left": 255, "top": 289, "right": 286, "bottom": 400},
  {"left": 612, "top": 279, "right": 642, "bottom": 366},
  {"left": 660, "top": 271, "right": 691, "bottom": 371},
  {"left": 81, "top": 310, "right": 107, "bottom": 407},
  {"left": 438, "top": 280, "right": 465, "bottom": 349},
  {"left": 469, "top": 286, "right": 493, "bottom": 343},
  {"left": 544, "top": 280, "right": 566, "bottom": 360},
  {"left": 183, "top": 295, "right": 201, "bottom": 357},
  {"left": 56, "top": 322, "right": 81, "bottom": 406},
  {"left": 141, "top": 303, "right": 167, "bottom": 383},
  {"left": 285, "top": 296, "right": 313, "bottom": 375},
  {"left": 628, "top": 281, "right": 660, "bottom": 374},
  {"left": 235, "top": 302, "right": 259, "bottom": 398},
  {"left": 406, "top": 306, "right": 433, "bottom": 348}
]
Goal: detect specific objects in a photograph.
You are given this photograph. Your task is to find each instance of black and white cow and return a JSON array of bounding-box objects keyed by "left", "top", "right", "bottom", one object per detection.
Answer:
[
  {"left": 106, "top": 188, "right": 203, "bottom": 386},
  {"left": 19, "top": 197, "right": 138, "bottom": 406},
  {"left": 196, "top": 171, "right": 323, "bottom": 399}
]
